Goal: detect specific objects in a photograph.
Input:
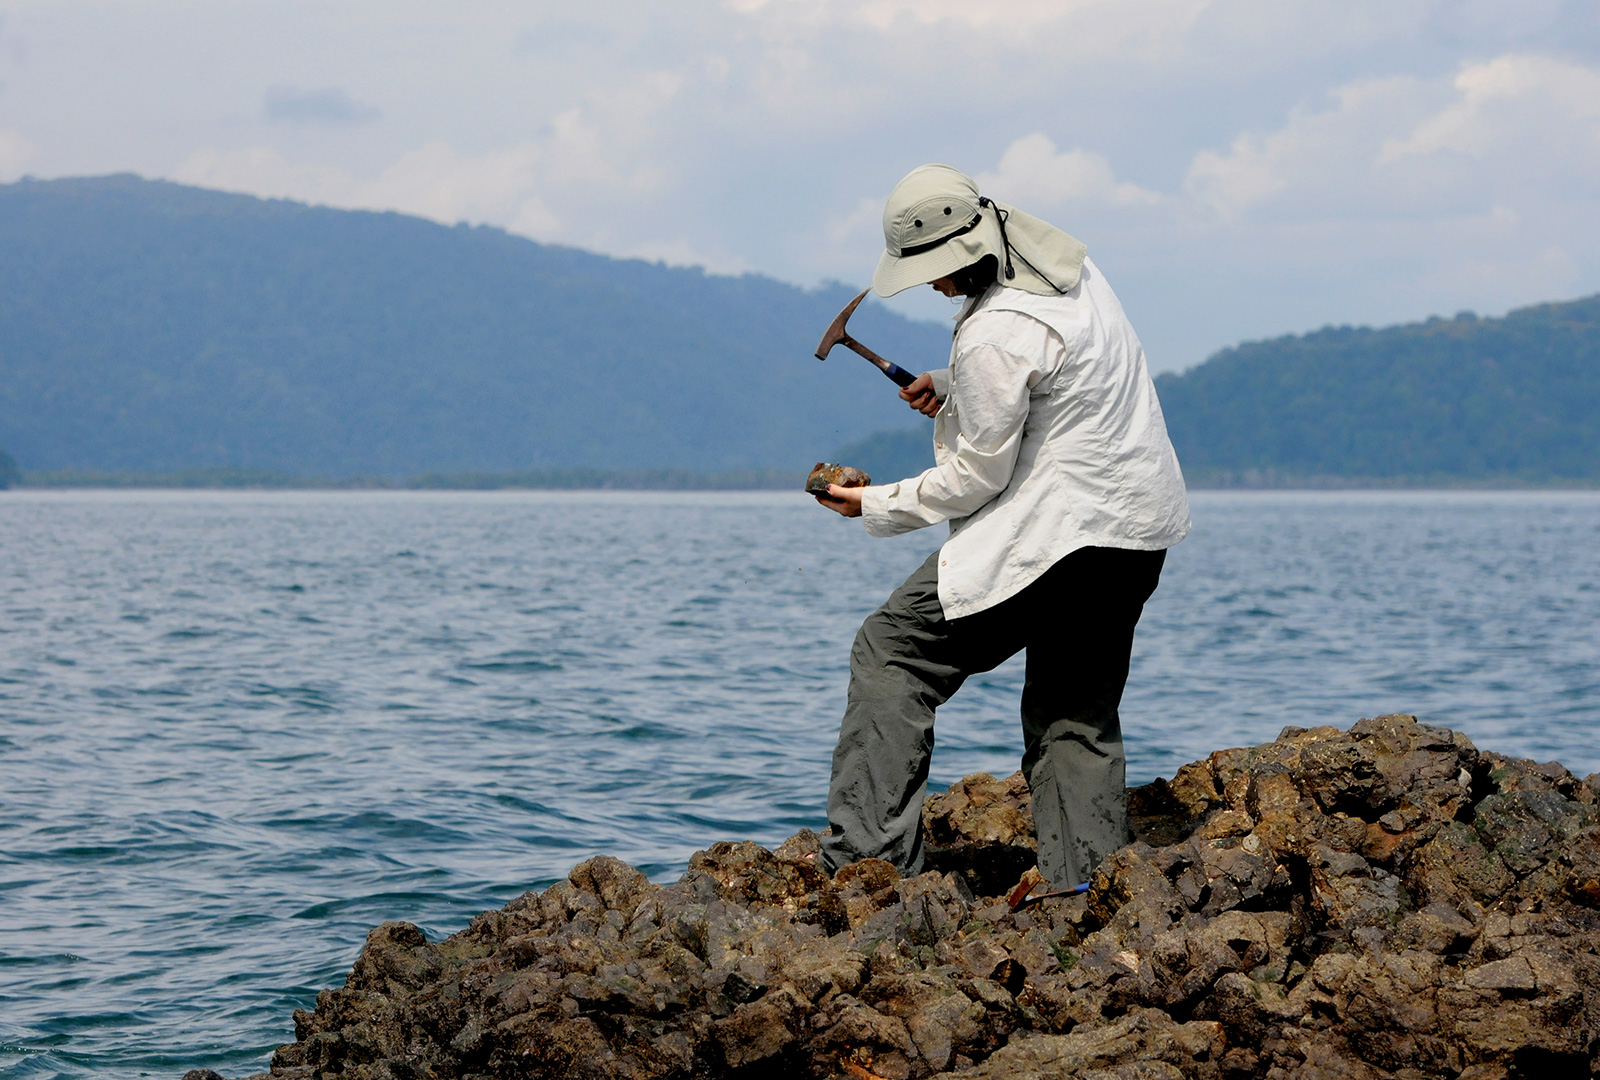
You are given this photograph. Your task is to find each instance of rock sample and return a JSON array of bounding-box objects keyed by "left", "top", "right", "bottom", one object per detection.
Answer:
[
  {"left": 805, "top": 462, "right": 871, "bottom": 496},
  {"left": 223, "top": 716, "right": 1600, "bottom": 1079}
]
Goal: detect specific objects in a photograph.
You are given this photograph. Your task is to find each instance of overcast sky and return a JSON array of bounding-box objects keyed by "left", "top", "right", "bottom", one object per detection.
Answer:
[{"left": 2, "top": 0, "right": 1597, "bottom": 372}]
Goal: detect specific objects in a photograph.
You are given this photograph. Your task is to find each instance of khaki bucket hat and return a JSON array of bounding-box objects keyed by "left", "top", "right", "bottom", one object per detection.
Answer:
[
  {"left": 871, "top": 163, "right": 1088, "bottom": 299},
  {"left": 872, "top": 165, "right": 1003, "bottom": 298}
]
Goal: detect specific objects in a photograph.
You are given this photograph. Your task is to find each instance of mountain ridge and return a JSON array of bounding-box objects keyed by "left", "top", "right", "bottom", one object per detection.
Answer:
[
  {"left": 1155, "top": 294, "right": 1600, "bottom": 483},
  {"left": 0, "top": 174, "right": 944, "bottom": 477},
  {"left": 2, "top": 174, "right": 1597, "bottom": 487}
]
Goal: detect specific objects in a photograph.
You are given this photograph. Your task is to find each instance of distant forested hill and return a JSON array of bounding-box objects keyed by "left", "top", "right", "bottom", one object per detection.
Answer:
[
  {"left": 1155, "top": 297, "right": 1600, "bottom": 484},
  {"left": 828, "top": 295, "right": 1600, "bottom": 489},
  {"left": 0, "top": 175, "right": 944, "bottom": 477},
  {"left": 4, "top": 175, "right": 1596, "bottom": 487}
]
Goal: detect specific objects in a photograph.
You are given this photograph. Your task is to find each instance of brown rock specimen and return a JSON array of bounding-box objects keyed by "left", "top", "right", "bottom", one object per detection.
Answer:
[
  {"left": 806, "top": 462, "right": 872, "bottom": 495},
  {"left": 224, "top": 716, "right": 1600, "bottom": 1080}
]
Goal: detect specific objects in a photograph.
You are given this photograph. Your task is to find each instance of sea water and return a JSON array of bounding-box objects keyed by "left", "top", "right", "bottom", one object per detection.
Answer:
[{"left": 2, "top": 490, "right": 1597, "bottom": 1078}]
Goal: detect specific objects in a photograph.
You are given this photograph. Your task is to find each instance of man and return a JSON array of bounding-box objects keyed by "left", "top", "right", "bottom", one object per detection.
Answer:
[{"left": 813, "top": 164, "right": 1190, "bottom": 893}]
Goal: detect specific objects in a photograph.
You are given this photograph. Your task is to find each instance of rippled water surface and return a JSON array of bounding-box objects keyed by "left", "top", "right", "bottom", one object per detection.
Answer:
[{"left": 3, "top": 490, "right": 1598, "bottom": 1078}]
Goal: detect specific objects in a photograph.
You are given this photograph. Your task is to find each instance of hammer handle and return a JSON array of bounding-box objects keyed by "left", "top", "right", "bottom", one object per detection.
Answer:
[{"left": 844, "top": 336, "right": 917, "bottom": 388}]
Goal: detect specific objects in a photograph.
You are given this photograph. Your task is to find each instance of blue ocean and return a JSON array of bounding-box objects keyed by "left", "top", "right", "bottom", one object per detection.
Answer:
[{"left": 2, "top": 490, "right": 1598, "bottom": 1078}]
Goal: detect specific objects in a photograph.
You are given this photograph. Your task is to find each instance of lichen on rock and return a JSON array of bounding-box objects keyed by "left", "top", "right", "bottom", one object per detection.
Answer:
[{"left": 220, "top": 715, "right": 1600, "bottom": 1079}]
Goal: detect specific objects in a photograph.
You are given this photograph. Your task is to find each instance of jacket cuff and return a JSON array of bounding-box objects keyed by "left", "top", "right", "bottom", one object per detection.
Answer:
[
  {"left": 860, "top": 485, "right": 901, "bottom": 537},
  {"left": 928, "top": 368, "right": 951, "bottom": 400}
]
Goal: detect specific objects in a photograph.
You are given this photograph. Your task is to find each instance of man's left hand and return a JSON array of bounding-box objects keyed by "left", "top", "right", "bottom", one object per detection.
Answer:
[{"left": 814, "top": 484, "right": 864, "bottom": 517}]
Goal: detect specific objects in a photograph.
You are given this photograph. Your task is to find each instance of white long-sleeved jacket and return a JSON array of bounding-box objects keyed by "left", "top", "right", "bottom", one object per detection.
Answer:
[{"left": 859, "top": 257, "right": 1191, "bottom": 619}]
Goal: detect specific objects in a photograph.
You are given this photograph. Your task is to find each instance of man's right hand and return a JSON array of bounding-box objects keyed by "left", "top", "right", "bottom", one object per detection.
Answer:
[{"left": 900, "top": 372, "right": 942, "bottom": 417}]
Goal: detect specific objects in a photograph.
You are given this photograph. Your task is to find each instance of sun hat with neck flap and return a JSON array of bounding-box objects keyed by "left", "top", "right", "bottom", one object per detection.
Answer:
[{"left": 871, "top": 163, "right": 1089, "bottom": 300}]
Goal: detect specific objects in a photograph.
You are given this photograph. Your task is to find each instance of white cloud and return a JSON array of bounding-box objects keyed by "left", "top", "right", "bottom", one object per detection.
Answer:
[
  {"left": 168, "top": 125, "right": 742, "bottom": 272},
  {"left": 172, "top": 142, "right": 548, "bottom": 232},
  {"left": 1183, "top": 54, "right": 1600, "bottom": 221},
  {"left": 1184, "top": 133, "right": 1287, "bottom": 217},
  {"left": 168, "top": 59, "right": 687, "bottom": 245},
  {"left": 1127, "top": 52, "right": 1600, "bottom": 367},
  {"left": 369, "top": 142, "right": 549, "bottom": 223},
  {"left": 731, "top": 0, "right": 1213, "bottom": 51},
  {"left": 855, "top": 0, "right": 1189, "bottom": 31},
  {"left": 825, "top": 195, "right": 882, "bottom": 249},
  {"left": 0, "top": 128, "right": 37, "bottom": 178},
  {"left": 1184, "top": 75, "right": 1433, "bottom": 217},
  {"left": 1380, "top": 54, "right": 1600, "bottom": 161},
  {"left": 976, "top": 134, "right": 1159, "bottom": 208}
]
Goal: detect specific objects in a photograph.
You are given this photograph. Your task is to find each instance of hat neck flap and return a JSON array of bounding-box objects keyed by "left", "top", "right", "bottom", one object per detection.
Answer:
[{"left": 980, "top": 199, "right": 1087, "bottom": 298}]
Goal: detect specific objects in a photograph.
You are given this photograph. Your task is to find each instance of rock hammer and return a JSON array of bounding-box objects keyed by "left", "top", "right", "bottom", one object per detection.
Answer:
[{"left": 815, "top": 289, "right": 916, "bottom": 388}]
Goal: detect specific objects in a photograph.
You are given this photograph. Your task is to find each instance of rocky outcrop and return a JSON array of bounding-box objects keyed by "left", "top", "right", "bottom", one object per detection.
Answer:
[{"left": 226, "top": 716, "right": 1600, "bottom": 1079}]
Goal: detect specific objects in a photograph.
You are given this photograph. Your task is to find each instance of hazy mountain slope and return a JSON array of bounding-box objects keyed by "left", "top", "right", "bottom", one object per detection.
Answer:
[
  {"left": 1155, "top": 297, "right": 1600, "bottom": 482},
  {"left": 0, "top": 175, "right": 947, "bottom": 476},
  {"left": 7, "top": 175, "right": 1595, "bottom": 486}
]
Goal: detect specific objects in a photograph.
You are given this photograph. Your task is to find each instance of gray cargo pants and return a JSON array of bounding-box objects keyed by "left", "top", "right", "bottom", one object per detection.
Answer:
[{"left": 819, "top": 544, "right": 1165, "bottom": 890}]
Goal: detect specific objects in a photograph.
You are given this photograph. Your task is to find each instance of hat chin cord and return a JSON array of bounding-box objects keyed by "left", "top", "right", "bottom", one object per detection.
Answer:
[{"left": 977, "top": 196, "right": 1070, "bottom": 296}]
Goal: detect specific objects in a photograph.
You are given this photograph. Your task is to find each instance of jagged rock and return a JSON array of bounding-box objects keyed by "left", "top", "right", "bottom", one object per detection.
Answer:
[
  {"left": 931, "top": 1008, "right": 1226, "bottom": 1080},
  {"left": 214, "top": 715, "right": 1600, "bottom": 1080},
  {"left": 923, "top": 771, "right": 1038, "bottom": 896}
]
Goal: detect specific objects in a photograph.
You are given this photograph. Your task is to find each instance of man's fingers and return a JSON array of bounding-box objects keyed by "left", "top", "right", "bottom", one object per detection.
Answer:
[
  {"left": 899, "top": 372, "right": 935, "bottom": 403},
  {"left": 816, "top": 484, "right": 863, "bottom": 517},
  {"left": 814, "top": 493, "right": 850, "bottom": 517}
]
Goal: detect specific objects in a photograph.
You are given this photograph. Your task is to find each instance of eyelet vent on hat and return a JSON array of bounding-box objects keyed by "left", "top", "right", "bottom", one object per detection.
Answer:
[
  {"left": 944, "top": 207, "right": 952, "bottom": 214},
  {"left": 913, "top": 219, "right": 922, "bottom": 228}
]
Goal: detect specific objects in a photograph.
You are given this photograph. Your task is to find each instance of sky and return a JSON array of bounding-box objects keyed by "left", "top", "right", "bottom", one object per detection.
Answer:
[{"left": 1, "top": 0, "right": 1597, "bottom": 372}]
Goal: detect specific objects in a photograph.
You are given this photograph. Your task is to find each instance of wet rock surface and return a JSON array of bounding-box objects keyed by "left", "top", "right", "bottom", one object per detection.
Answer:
[{"left": 225, "top": 716, "right": 1600, "bottom": 1079}]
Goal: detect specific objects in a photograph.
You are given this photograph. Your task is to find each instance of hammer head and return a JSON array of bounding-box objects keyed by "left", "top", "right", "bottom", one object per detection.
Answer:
[{"left": 814, "top": 288, "right": 871, "bottom": 361}]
